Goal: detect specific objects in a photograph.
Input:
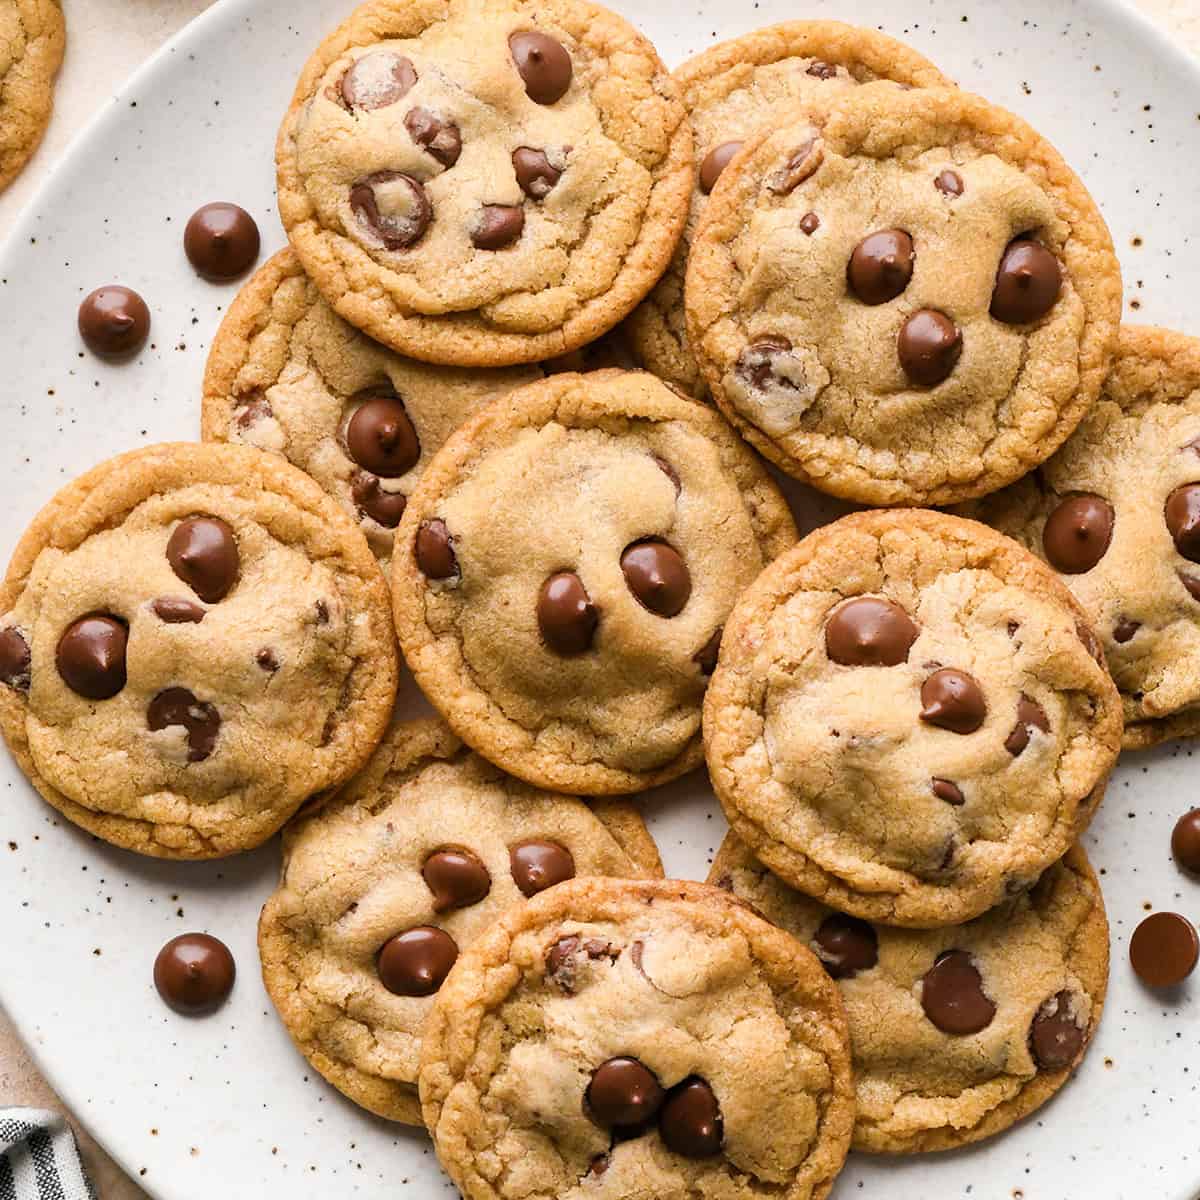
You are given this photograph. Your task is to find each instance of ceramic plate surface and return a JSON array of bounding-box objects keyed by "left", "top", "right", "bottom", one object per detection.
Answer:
[{"left": 0, "top": 0, "right": 1198, "bottom": 1196}]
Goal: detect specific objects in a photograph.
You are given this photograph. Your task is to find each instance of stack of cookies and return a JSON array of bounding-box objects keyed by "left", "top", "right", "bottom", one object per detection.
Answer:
[{"left": 6, "top": 0, "right": 1200, "bottom": 1194}]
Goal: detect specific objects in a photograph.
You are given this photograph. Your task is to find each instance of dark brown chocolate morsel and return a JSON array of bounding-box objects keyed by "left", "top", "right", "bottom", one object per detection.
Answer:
[
  {"left": 990, "top": 239, "right": 1062, "bottom": 324},
  {"left": 340, "top": 52, "right": 417, "bottom": 110},
  {"left": 934, "top": 169, "right": 964, "bottom": 197},
  {"left": 1165, "top": 483, "right": 1200, "bottom": 562},
  {"left": 736, "top": 335, "right": 796, "bottom": 391},
  {"left": 513, "top": 147, "right": 562, "bottom": 198},
  {"left": 898, "top": 309, "right": 962, "bottom": 386},
  {"left": 537, "top": 572, "right": 598, "bottom": 655},
  {"left": 56, "top": 615, "right": 127, "bottom": 699},
  {"left": 767, "top": 138, "right": 821, "bottom": 194},
  {"left": 1130, "top": 911, "right": 1199, "bottom": 988},
  {"left": 920, "top": 949, "right": 996, "bottom": 1035},
  {"left": 807, "top": 60, "right": 837, "bottom": 79},
  {"left": 422, "top": 849, "right": 492, "bottom": 912},
  {"left": 1029, "top": 990, "right": 1085, "bottom": 1069},
  {"left": 256, "top": 648, "right": 278, "bottom": 672},
  {"left": 233, "top": 393, "right": 272, "bottom": 431},
  {"left": 346, "top": 391, "right": 420, "bottom": 477},
  {"left": 812, "top": 913, "right": 878, "bottom": 979},
  {"left": 415, "top": 519, "right": 458, "bottom": 580},
  {"left": 586, "top": 1057, "right": 664, "bottom": 1128},
  {"left": 78, "top": 285, "right": 150, "bottom": 359},
  {"left": 351, "top": 472, "right": 407, "bottom": 527},
  {"left": 545, "top": 934, "right": 582, "bottom": 992},
  {"left": 184, "top": 203, "right": 260, "bottom": 281},
  {"left": 847, "top": 229, "right": 914, "bottom": 305},
  {"left": 621, "top": 540, "right": 690, "bottom": 617},
  {"left": 698, "top": 140, "right": 743, "bottom": 194},
  {"left": 658, "top": 1077, "right": 723, "bottom": 1158},
  {"left": 152, "top": 597, "right": 205, "bottom": 624},
  {"left": 1042, "top": 494, "right": 1114, "bottom": 574},
  {"left": 405, "top": 107, "right": 462, "bottom": 168},
  {"left": 377, "top": 926, "right": 459, "bottom": 996},
  {"left": 509, "top": 31, "right": 572, "bottom": 104},
  {"left": 932, "top": 778, "right": 965, "bottom": 805},
  {"left": 350, "top": 172, "right": 432, "bottom": 250},
  {"left": 693, "top": 627, "right": 723, "bottom": 676},
  {"left": 920, "top": 668, "right": 987, "bottom": 734},
  {"left": 167, "top": 516, "right": 239, "bottom": 603},
  {"left": 1005, "top": 693, "right": 1049, "bottom": 756},
  {"left": 1180, "top": 572, "right": 1200, "bottom": 602},
  {"left": 510, "top": 840, "right": 576, "bottom": 897},
  {"left": 472, "top": 204, "right": 525, "bottom": 250},
  {"left": 0, "top": 628, "right": 30, "bottom": 690},
  {"left": 799, "top": 211, "right": 820, "bottom": 235},
  {"left": 1171, "top": 808, "right": 1200, "bottom": 875},
  {"left": 825, "top": 596, "right": 919, "bottom": 667},
  {"left": 153, "top": 932, "right": 235, "bottom": 1015},
  {"left": 1113, "top": 617, "right": 1140, "bottom": 644},
  {"left": 147, "top": 687, "right": 221, "bottom": 762}
]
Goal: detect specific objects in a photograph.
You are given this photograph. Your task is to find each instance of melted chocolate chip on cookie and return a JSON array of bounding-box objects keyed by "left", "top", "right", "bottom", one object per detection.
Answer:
[
  {"left": 659, "top": 1078, "right": 723, "bottom": 1158},
  {"left": 405, "top": 107, "right": 462, "bottom": 168},
  {"left": 1029, "top": 990, "right": 1085, "bottom": 1069},
  {"left": 167, "top": 517, "right": 239, "bottom": 603},
  {"left": 0, "top": 628, "right": 31, "bottom": 691},
  {"left": 898, "top": 310, "right": 962, "bottom": 386},
  {"left": 147, "top": 687, "right": 221, "bottom": 762},
  {"left": 346, "top": 390, "right": 420, "bottom": 477},
  {"left": 56, "top": 615, "right": 127, "bottom": 699},
  {"left": 513, "top": 147, "right": 562, "bottom": 198},
  {"left": 825, "top": 597, "right": 919, "bottom": 667},
  {"left": 472, "top": 205, "right": 525, "bottom": 250},
  {"left": 1005, "top": 693, "right": 1049, "bottom": 756},
  {"left": 847, "top": 229, "right": 914, "bottom": 305},
  {"left": 921, "top": 950, "right": 996, "bottom": 1035},
  {"left": 1043, "top": 494, "right": 1114, "bottom": 574},
  {"left": 415, "top": 519, "right": 458, "bottom": 580},
  {"left": 537, "top": 572, "right": 598, "bottom": 655},
  {"left": 621, "top": 540, "right": 690, "bottom": 617},
  {"left": 586, "top": 1057, "right": 664, "bottom": 1128},
  {"left": 812, "top": 913, "right": 878, "bottom": 979},
  {"left": 350, "top": 172, "right": 432, "bottom": 250},
  {"left": 698, "top": 141, "right": 743, "bottom": 194},
  {"left": 378, "top": 926, "right": 459, "bottom": 996},
  {"left": 920, "top": 668, "right": 987, "bottom": 734},
  {"left": 510, "top": 840, "right": 576, "bottom": 897},
  {"left": 990, "top": 238, "right": 1062, "bottom": 324},
  {"left": 340, "top": 52, "right": 417, "bottom": 110},
  {"left": 509, "top": 31, "right": 572, "bottom": 104},
  {"left": 422, "top": 849, "right": 491, "bottom": 912}
]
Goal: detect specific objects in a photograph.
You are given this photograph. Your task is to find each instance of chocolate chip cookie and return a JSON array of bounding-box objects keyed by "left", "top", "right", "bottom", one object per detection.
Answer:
[
  {"left": 0, "top": 0, "right": 65, "bottom": 193},
  {"left": 623, "top": 21, "right": 948, "bottom": 397},
  {"left": 258, "top": 716, "right": 661, "bottom": 1124},
  {"left": 686, "top": 84, "right": 1122, "bottom": 505},
  {"left": 276, "top": 0, "right": 693, "bottom": 367},
  {"left": 963, "top": 325, "right": 1200, "bottom": 750},
  {"left": 203, "top": 249, "right": 541, "bottom": 565},
  {"left": 0, "top": 443, "right": 398, "bottom": 858},
  {"left": 709, "top": 834, "right": 1108, "bottom": 1153},
  {"left": 391, "top": 368, "right": 797, "bottom": 795},
  {"left": 704, "top": 508, "right": 1122, "bottom": 928},
  {"left": 419, "top": 877, "right": 854, "bottom": 1198}
]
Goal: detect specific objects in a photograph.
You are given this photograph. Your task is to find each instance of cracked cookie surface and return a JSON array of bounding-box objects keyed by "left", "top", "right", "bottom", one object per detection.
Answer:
[
  {"left": 276, "top": 0, "right": 693, "bottom": 367},
  {"left": 709, "top": 834, "right": 1108, "bottom": 1154},
  {"left": 0, "top": 0, "right": 64, "bottom": 194},
  {"left": 686, "top": 84, "right": 1122, "bottom": 505},
  {"left": 258, "top": 716, "right": 661, "bottom": 1124},
  {"left": 623, "top": 20, "right": 947, "bottom": 397},
  {"left": 0, "top": 442, "right": 398, "bottom": 858},
  {"left": 963, "top": 326, "right": 1200, "bottom": 750},
  {"left": 703, "top": 509, "right": 1121, "bottom": 927},
  {"left": 419, "top": 877, "right": 854, "bottom": 1200},
  {"left": 391, "top": 368, "right": 797, "bottom": 794}
]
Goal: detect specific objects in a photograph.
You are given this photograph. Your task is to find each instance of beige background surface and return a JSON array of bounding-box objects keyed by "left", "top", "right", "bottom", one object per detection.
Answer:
[{"left": 1, "top": 0, "right": 1197, "bottom": 1195}]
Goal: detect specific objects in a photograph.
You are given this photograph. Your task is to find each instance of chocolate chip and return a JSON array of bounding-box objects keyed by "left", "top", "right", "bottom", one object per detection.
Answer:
[
  {"left": 0, "top": 628, "right": 30, "bottom": 691},
  {"left": 693, "top": 627, "right": 723, "bottom": 676},
  {"left": 920, "top": 668, "right": 987, "bottom": 734},
  {"left": 545, "top": 934, "right": 582, "bottom": 992},
  {"left": 621, "top": 540, "right": 690, "bottom": 617},
  {"left": 509, "top": 31, "right": 572, "bottom": 104},
  {"left": 589, "top": 1155, "right": 609, "bottom": 1176},
  {"left": 350, "top": 172, "right": 432, "bottom": 250},
  {"left": 1180, "top": 572, "right": 1200, "bottom": 602},
  {"left": 586, "top": 1058, "right": 664, "bottom": 1129},
  {"left": 78, "top": 285, "right": 150, "bottom": 359},
  {"left": 812, "top": 913, "right": 878, "bottom": 979},
  {"left": 1172, "top": 809, "right": 1200, "bottom": 874},
  {"left": 990, "top": 238, "right": 1062, "bottom": 324},
  {"left": 340, "top": 52, "right": 417, "bottom": 110},
  {"left": 167, "top": 516, "right": 239, "bottom": 603},
  {"left": 351, "top": 472, "right": 407, "bottom": 527},
  {"left": 513, "top": 147, "right": 562, "bottom": 198},
  {"left": 422, "top": 849, "right": 491, "bottom": 912},
  {"left": 934, "top": 169, "right": 964, "bottom": 197},
  {"left": 1005, "top": 693, "right": 1049, "bottom": 756},
  {"left": 415, "top": 519, "right": 457, "bottom": 580},
  {"left": 921, "top": 950, "right": 996, "bottom": 1035},
  {"left": 346, "top": 390, "right": 420, "bottom": 477},
  {"left": 56, "top": 615, "right": 127, "bottom": 699},
  {"left": 315, "top": 600, "right": 330, "bottom": 625},
  {"left": 377, "top": 927, "right": 459, "bottom": 996},
  {"left": 1042, "top": 494, "right": 1114, "bottom": 573},
  {"left": 652, "top": 455, "right": 681, "bottom": 494},
  {"left": 736, "top": 336, "right": 796, "bottom": 391},
  {"left": 767, "top": 138, "right": 822, "bottom": 194},
  {"left": 898, "top": 310, "right": 962, "bottom": 386},
  {"left": 807, "top": 60, "right": 837, "bottom": 79},
  {"left": 1130, "top": 911, "right": 1199, "bottom": 988},
  {"left": 147, "top": 687, "right": 221, "bottom": 762},
  {"left": 510, "top": 840, "right": 576, "bottom": 897},
  {"left": 183, "top": 203, "right": 260, "bottom": 281},
  {"left": 847, "top": 229, "right": 914, "bottom": 305},
  {"left": 825, "top": 596, "right": 919, "bottom": 667},
  {"left": 153, "top": 933, "right": 235, "bottom": 1015},
  {"left": 537, "top": 572, "right": 598, "bottom": 655},
  {"left": 404, "top": 107, "right": 462, "bottom": 168},
  {"left": 799, "top": 211, "right": 820, "bottom": 235},
  {"left": 1030, "top": 991, "right": 1085, "bottom": 1069},
  {"left": 659, "top": 1077, "right": 723, "bottom": 1158},
  {"left": 932, "top": 778, "right": 965, "bottom": 805},
  {"left": 1165, "top": 483, "right": 1200, "bottom": 561},
  {"left": 698, "top": 141, "right": 743, "bottom": 194},
  {"left": 233, "top": 393, "right": 272, "bottom": 431},
  {"left": 472, "top": 205, "right": 525, "bottom": 250},
  {"left": 1076, "top": 620, "right": 1104, "bottom": 664},
  {"left": 152, "top": 597, "right": 205, "bottom": 624},
  {"left": 256, "top": 648, "right": 278, "bottom": 672},
  {"left": 1113, "top": 617, "right": 1140, "bottom": 644}
]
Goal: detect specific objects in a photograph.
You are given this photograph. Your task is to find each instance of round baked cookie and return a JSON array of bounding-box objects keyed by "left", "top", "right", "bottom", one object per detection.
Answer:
[
  {"left": 709, "top": 834, "right": 1108, "bottom": 1154},
  {"left": 623, "top": 21, "right": 948, "bottom": 397},
  {"left": 704, "top": 509, "right": 1122, "bottom": 928},
  {"left": 276, "top": 0, "right": 693, "bottom": 367},
  {"left": 419, "top": 877, "right": 854, "bottom": 1199},
  {"left": 0, "top": 443, "right": 398, "bottom": 858},
  {"left": 391, "top": 368, "right": 798, "bottom": 794},
  {"left": 963, "top": 326, "right": 1200, "bottom": 751},
  {"left": 686, "top": 84, "right": 1122, "bottom": 506},
  {"left": 202, "top": 249, "right": 541, "bottom": 565},
  {"left": 258, "top": 717, "right": 661, "bottom": 1124},
  {"left": 0, "top": 0, "right": 64, "bottom": 194}
]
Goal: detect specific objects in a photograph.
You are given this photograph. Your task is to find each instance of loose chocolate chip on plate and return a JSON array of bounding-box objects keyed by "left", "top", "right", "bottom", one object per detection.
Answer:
[
  {"left": 152, "top": 597, "right": 205, "bottom": 624},
  {"left": 1042, "top": 494, "right": 1114, "bottom": 573},
  {"left": 0, "top": 628, "right": 30, "bottom": 690},
  {"left": 537, "top": 572, "right": 598, "bottom": 655},
  {"left": 422, "top": 849, "right": 491, "bottom": 912},
  {"left": 513, "top": 147, "right": 562, "bottom": 198},
  {"left": 350, "top": 172, "right": 432, "bottom": 250},
  {"left": 847, "top": 229, "right": 914, "bottom": 305},
  {"left": 586, "top": 1057, "right": 664, "bottom": 1128},
  {"left": 1130, "top": 911, "right": 1199, "bottom": 988},
  {"left": 415, "top": 519, "right": 458, "bottom": 580},
  {"left": 990, "top": 238, "right": 1062, "bottom": 324},
  {"left": 825, "top": 596, "right": 919, "bottom": 667},
  {"left": 812, "top": 913, "right": 878, "bottom": 979},
  {"left": 659, "top": 1077, "right": 723, "bottom": 1158},
  {"left": 510, "top": 840, "right": 575, "bottom": 897},
  {"left": 378, "top": 926, "right": 459, "bottom": 996},
  {"left": 898, "top": 309, "right": 962, "bottom": 386},
  {"left": 1030, "top": 990, "right": 1085, "bottom": 1069},
  {"left": 509, "top": 31, "right": 572, "bottom": 104},
  {"left": 405, "top": 107, "right": 462, "bottom": 168},
  {"left": 167, "top": 516, "right": 239, "bottom": 603},
  {"left": 1172, "top": 809, "right": 1200, "bottom": 875},
  {"left": 698, "top": 141, "right": 743, "bottom": 194},
  {"left": 351, "top": 472, "right": 408, "bottom": 527},
  {"left": 1165, "top": 483, "right": 1200, "bottom": 561},
  {"left": 921, "top": 949, "right": 996, "bottom": 1035},
  {"left": 56, "top": 615, "right": 127, "bottom": 699},
  {"left": 799, "top": 211, "right": 820, "bottom": 235},
  {"left": 340, "top": 52, "right": 417, "bottom": 110},
  {"left": 1113, "top": 617, "right": 1140, "bottom": 644},
  {"left": 147, "top": 687, "right": 221, "bottom": 762},
  {"left": 934, "top": 169, "right": 964, "bottom": 197},
  {"left": 153, "top": 933, "right": 235, "bottom": 1015},
  {"left": 78, "top": 285, "right": 150, "bottom": 359},
  {"left": 184, "top": 203, "right": 260, "bottom": 281},
  {"left": 472, "top": 204, "right": 525, "bottom": 250},
  {"left": 621, "top": 540, "right": 690, "bottom": 617},
  {"left": 693, "top": 627, "right": 723, "bottom": 676},
  {"left": 932, "top": 778, "right": 965, "bottom": 805},
  {"left": 1005, "top": 693, "right": 1049, "bottom": 756},
  {"left": 920, "top": 668, "right": 987, "bottom": 734},
  {"left": 346, "top": 390, "right": 420, "bottom": 477}
]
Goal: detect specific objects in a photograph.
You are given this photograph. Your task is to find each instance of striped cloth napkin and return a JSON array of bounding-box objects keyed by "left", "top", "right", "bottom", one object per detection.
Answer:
[{"left": 0, "top": 1110, "right": 96, "bottom": 1199}]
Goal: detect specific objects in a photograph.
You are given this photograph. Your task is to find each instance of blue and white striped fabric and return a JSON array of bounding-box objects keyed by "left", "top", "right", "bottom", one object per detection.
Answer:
[{"left": 0, "top": 1110, "right": 96, "bottom": 1200}]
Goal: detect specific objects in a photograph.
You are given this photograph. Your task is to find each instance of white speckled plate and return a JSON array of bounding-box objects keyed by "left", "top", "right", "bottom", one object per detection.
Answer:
[{"left": 0, "top": 0, "right": 1198, "bottom": 1197}]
